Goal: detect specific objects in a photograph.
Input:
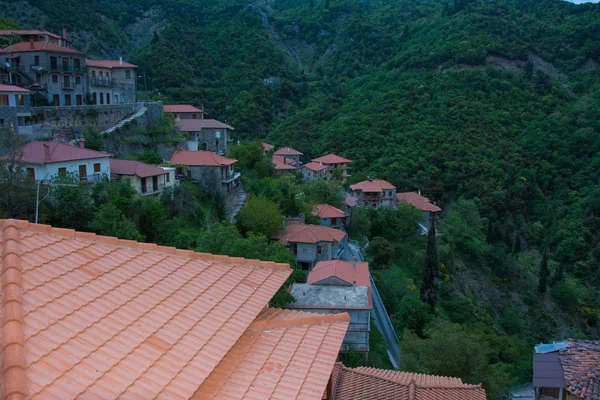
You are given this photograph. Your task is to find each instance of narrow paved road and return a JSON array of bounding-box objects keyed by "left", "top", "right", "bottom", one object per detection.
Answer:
[
  {"left": 228, "top": 186, "right": 247, "bottom": 224},
  {"left": 341, "top": 242, "right": 401, "bottom": 368}
]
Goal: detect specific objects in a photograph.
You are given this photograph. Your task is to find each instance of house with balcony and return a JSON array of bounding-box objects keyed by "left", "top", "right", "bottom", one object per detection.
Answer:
[
  {"left": 18, "top": 140, "right": 111, "bottom": 182},
  {"left": 396, "top": 191, "right": 442, "bottom": 234},
  {"left": 176, "top": 119, "right": 233, "bottom": 155},
  {"left": 311, "top": 154, "right": 353, "bottom": 183},
  {"left": 275, "top": 223, "right": 347, "bottom": 270},
  {"left": 0, "top": 29, "right": 73, "bottom": 48},
  {"left": 312, "top": 204, "right": 346, "bottom": 229},
  {"left": 86, "top": 58, "right": 137, "bottom": 104},
  {"left": 110, "top": 159, "right": 175, "bottom": 196},
  {"left": 163, "top": 104, "right": 206, "bottom": 120},
  {"left": 0, "top": 84, "right": 32, "bottom": 135},
  {"left": 301, "top": 161, "right": 328, "bottom": 182},
  {"left": 169, "top": 149, "right": 240, "bottom": 196},
  {"left": 274, "top": 147, "right": 303, "bottom": 166},
  {"left": 350, "top": 178, "right": 396, "bottom": 209}
]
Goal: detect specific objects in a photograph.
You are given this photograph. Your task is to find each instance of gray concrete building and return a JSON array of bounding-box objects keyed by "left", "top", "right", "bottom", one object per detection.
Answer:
[
  {"left": 86, "top": 58, "right": 137, "bottom": 105},
  {"left": 0, "top": 84, "right": 32, "bottom": 135},
  {"left": 176, "top": 119, "right": 233, "bottom": 155}
]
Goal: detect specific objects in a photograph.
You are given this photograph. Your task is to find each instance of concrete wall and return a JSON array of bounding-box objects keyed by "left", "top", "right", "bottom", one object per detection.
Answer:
[
  {"left": 189, "top": 128, "right": 230, "bottom": 155},
  {"left": 110, "top": 68, "right": 136, "bottom": 104},
  {"left": 23, "top": 156, "right": 111, "bottom": 182},
  {"left": 302, "top": 167, "right": 326, "bottom": 181},
  {"left": 353, "top": 188, "right": 397, "bottom": 209}
]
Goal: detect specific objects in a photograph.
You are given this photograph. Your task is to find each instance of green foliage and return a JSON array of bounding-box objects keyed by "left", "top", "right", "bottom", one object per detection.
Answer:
[
  {"left": 83, "top": 127, "right": 104, "bottom": 151},
  {"left": 236, "top": 196, "right": 284, "bottom": 238},
  {"left": 129, "top": 150, "right": 163, "bottom": 164},
  {"left": 160, "top": 182, "right": 206, "bottom": 227},
  {"left": 303, "top": 179, "right": 345, "bottom": 209},
  {"left": 420, "top": 218, "right": 438, "bottom": 311},
  {"left": 368, "top": 236, "right": 394, "bottom": 269},
  {"left": 90, "top": 203, "right": 143, "bottom": 241},
  {"left": 393, "top": 294, "right": 434, "bottom": 338},
  {"left": 347, "top": 207, "right": 371, "bottom": 237},
  {"left": 47, "top": 172, "right": 94, "bottom": 231},
  {"left": 538, "top": 251, "right": 549, "bottom": 294}
]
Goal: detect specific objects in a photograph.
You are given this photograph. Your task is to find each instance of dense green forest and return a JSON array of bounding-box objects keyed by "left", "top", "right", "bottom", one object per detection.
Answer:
[{"left": 1, "top": 0, "right": 600, "bottom": 397}]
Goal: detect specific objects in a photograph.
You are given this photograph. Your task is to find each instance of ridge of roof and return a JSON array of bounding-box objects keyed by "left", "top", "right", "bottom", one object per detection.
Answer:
[
  {"left": 0, "top": 41, "right": 82, "bottom": 55},
  {"left": 311, "top": 154, "right": 353, "bottom": 164},
  {"left": 312, "top": 204, "right": 346, "bottom": 219},
  {"left": 1, "top": 220, "right": 28, "bottom": 400},
  {"left": 4, "top": 220, "right": 290, "bottom": 271},
  {"left": 303, "top": 162, "right": 328, "bottom": 172},
  {"left": 248, "top": 309, "right": 350, "bottom": 331}
]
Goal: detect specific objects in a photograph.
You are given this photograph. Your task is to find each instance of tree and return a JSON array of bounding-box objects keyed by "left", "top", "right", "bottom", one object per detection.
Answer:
[
  {"left": 325, "top": 0, "right": 330, "bottom": 8},
  {"left": 538, "top": 251, "right": 549, "bottom": 294},
  {"left": 310, "top": 0, "right": 314, "bottom": 8},
  {"left": 160, "top": 182, "right": 205, "bottom": 227},
  {"left": 347, "top": 207, "right": 371, "bottom": 237},
  {"left": 369, "top": 236, "right": 394, "bottom": 269},
  {"left": 83, "top": 127, "right": 104, "bottom": 151},
  {"left": 513, "top": 232, "right": 522, "bottom": 253},
  {"left": 420, "top": 216, "right": 439, "bottom": 312},
  {"left": 90, "top": 203, "right": 143, "bottom": 241},
  {"left": 47, "top": 172, "right": 94, "bottom": 231},
  {"left": 236, "top": 196, "right": 284, "bottom": 238},
  {"left": 131, "top": 195, "right": 167, "bottom": 243},
  {"left": 129, "top": 150, "right": 163, "bottom": 164},
  {"left": 303, "top": 179, "right": 345, "bottom": 209}
]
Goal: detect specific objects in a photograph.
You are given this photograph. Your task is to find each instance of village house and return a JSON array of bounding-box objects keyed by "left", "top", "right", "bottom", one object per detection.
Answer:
[
  {"left": 0, "top": 29, "right": 73, "bottom": 47},
  {"left": 0, "top": 219, "right": 350, "bottom": 399},
  {"left": 0, "top": 84, "right": 32, "bottom": 135},
  {"left": 396, "top": 191, "right": 442, "bottom": 234},
  {"left": 312, "top": 203, "right": 346, "bottom": 229},
  {"left": 262, "top": 141, "right": 274, "bottom": 156},
  {"left": 163, "top": 104, "right": 206, "bottom": 120},
  {"left": 274, "top": 147, "right": 303, "bottom": 166},
  {"left": 350, "top": 178, "right": 397, "bottom": 209},
  {"left": 0, "top": 36, "right": 87, "bottom": 106},
  {"left": 325, "top": 363, "right": 487, "bottom": 399},
  {"left": 273, "top": 157, "right": 298, "bottom": 176},
  {"left": 110, "top": 159, "right": 175, "bottom": 195},
  {"left": 345, "top": 193, "right": 359, "bottom": 222},
  {"left": 301, "top": 161, "right": 328, "bottom": 182},
  {"left": 533, "top": 340, "right": 600, "bottom": 400},
  {"left": 275, "top": 223, "right": 347, "bottom": 270},
  {"left": 85, "top": 58, "right": 137, "bottom": 104},
  {"left": 312, "top": 153, "right": 353, "bottom": 182},
  {"left": 170, "top": 149, "right": 240, "bottom": 198},
  {"left": 176, "top": 119, "right": 233, "bottom": 155},
  {"left": 18, "top": 140, "right": 111, "bottom": 182}
]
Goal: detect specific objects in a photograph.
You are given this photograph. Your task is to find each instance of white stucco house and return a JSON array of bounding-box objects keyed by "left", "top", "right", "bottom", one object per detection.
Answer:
[{"left": 110, "top": 159, "right": 175, "bottom": 195}]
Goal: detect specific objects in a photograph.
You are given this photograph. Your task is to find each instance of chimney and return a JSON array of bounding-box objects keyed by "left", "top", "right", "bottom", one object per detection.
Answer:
[
  {"left": 320, "top": 161, "right": 323, "bottom": 166},
  {"left": 418, "top": 190, "right": 421, "bottom": 196},
  {"left": 29, "top": 37, "right": 34, "bottom": 50},
  {"left": 352, "top": 256, "right": 356, "bottom": 269},
  {"left": 119, "top": 56, "right": 123, "bottom": 66},
  {"left": 43, "top": 143, "right": 50, "bottom": 162},
  {"left": 62, "top": 28, "right": 67, "bottom": 40},
  {"left": 79, "top": 138, "right": 85, "bottom": 148}
]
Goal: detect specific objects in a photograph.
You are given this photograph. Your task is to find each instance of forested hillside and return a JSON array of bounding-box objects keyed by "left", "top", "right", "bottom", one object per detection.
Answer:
[{"left": 2, "top": 0, "right": 600, "bottom": 397}]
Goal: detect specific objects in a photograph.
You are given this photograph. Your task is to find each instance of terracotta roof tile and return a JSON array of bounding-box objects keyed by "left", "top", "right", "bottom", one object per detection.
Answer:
[
  {"left": 396, "top": 192, "right": 441, "bottom": 212},
  {"left": 175, "top": 119, "right": 233, "bottom": 131},
  {"left": 262, "top": 142, "right": 275, "bottom": 152},
  {"left": 559, "top": 340, "right": 600, "bottom": 400},
  {"left": 193, "top": 309, "right": 349, "bottom": 399},
  {"left": 170, "top": 150, "right": 237, "bottom": 166},
  {"left": 273, "top": 158, "right": 297, "bottom": 171},
  {"left": 85, "top": 59, "right": 136, "bottom": 68},
  {"left": 345, "top": 194, "right": 359, "bottom": 208},
  {"left": 303, "top": 162, "right": 328, "bottom": 172},
  {"left": 307, "top": 260, "right": 372, "bottom": 308},
  {"left": 350, "top": 179, "right": 396, "bottom": 192},
  {"left": 311, "top": 154, "right": 353, "bottom": 164},
  {"left": 274, "top": 147, "right": 303, "bottom": 156},
  {"left": 0, "top": 41, "right": 82, "bottom": 55},
  {"left": 276, "top": 224, "right": 347, "bottom": 244},
  {"left": 0, "top": 219, "right": 292, "bottom": 400},
  {"left": 312, "top": 204, "right": 346, "bottom": 219},
  {"left": 18, "top": 141, "right": 112, "bottom": 164},
  {"left": 0, "top": 84, "right": 30, "bottom": 93},
  {"left": 110, "top": 159, "right": 167, "bottom": 178},
  {"left": 163, "top": 104, "right": 206, "bottom": 114}
]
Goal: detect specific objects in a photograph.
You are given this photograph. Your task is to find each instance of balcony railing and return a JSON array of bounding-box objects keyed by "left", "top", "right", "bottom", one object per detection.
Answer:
[
  {"left": 91, "top": 78, "right": 116, "bottom": 87},
  {"left": 61, "top": 83, "right": 75, "bottom": 90},
  {"left": 141, "top": 183, "right": 166, "bottom": 195},
  {"left": 348, "top": 322, "right": 370, "bottom": 332},
  {"left": 222, "top": 171, "right": 241, "bottom": 183},
  {"left": 31, "top": 64, "right": 87, "bottom": 73},
  {"left": 339, "top": 343, "right": 369, "bottom": 352}
]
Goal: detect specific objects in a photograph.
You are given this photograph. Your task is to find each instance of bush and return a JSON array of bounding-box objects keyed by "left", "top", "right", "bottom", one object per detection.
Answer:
[
  {"left": 83, "top": 126, "right": 104, "bottom": 151},
  {"left": 236, "top": 196, "right": 284, "bottom": 238},
  {"left": 369, "top": 236, "right": 394, "bottom": 269}
]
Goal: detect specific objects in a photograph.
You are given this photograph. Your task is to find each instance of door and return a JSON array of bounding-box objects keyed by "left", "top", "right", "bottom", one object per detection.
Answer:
[
  {"left": 79, "top": 165, "right": 87, "bottom": 181},
  {"left": 26, "top": 168, "right": 35, "bottom": 181},
  {"left": 63, "top": 75, "right": 70, "bottom": 89},
  {"left": 152, "top": 176, "right": 158, "bottom": 192},
  {"left": 53, "top": 95, "right": 60, "bottom": 106},
  {"left": 141, "top": 178, "right": 147, "bottom": 193}
]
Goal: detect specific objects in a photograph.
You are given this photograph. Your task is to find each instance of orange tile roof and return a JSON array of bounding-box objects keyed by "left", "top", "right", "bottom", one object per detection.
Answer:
[
  {"left": 312, "top": 204, "right": 346, "bottom": 219},
  {"left": 110, "top": 159, "right": 168, "bottom": 178},
  {"left": 273, "top": 158, "right": 297, "bottom": 170},
  {"left": 170, "top": 150, "right": 237, "bottom": 166},
  {"left": 396, "top": 192, "right": 441, "bottom": 212},
  {"left": 262, "top": 142, "right": 274, "bottom": 152},
  {"left": 350, "top": 179, "right": 396, "bottom": 193},
  {"left": 276, "top": 224, "right": 347, "bottom": 244},
  {"left": 311, "top": 154, "right": 353, "bottom": 164},
  {"left": 0, "top": 219, "right": 293, "bottom": 399},
  {"left": 0, "top": 41, "right": 82, "bottom": 55},
  {"left": 274, "top": 147, "right": 303, "bottom": 156},
  {"left": 303, "top": 162, "right": 328, "bottom": 172},
  {"left": 345, "top": 194, "right": 359, "bottom": 208},
  {"left": 176, "top": 119, "right": 233, "bottom": 131},
  {"left": 559, "top": 340, "right": 600, "bottom": 400},
  {"left": 330, "top": 364, "right": 486, "bottom": 400},
  {"left": 194, "top": 309, "right": 349, "bottom": 399},
  {"left": 85, "top": 59, "right": 137, "bottom": 69},
  {"left": 307, "top": 260, "right": 372, "bottom": 307},
  {"left": 0, "top": 84, "right": 30, "bottom": 93},
  {"left": 18, "top": 141, "right": 112, "bottom": 164},
  {"left": 163, "top": 104, "right": 206, "bottom": 114}
]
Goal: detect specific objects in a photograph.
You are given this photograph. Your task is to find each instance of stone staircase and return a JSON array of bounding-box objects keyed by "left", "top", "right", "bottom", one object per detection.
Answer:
[
  {"left": 101, "top": 105, "right": 147, "bottom": 135},
  {"left": 229, "top": 186, "right": 247, "bottom": 224}
]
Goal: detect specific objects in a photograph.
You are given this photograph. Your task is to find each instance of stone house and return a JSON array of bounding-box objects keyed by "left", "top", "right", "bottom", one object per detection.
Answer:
[
  {"left": 0, "top": 84, "right": 32, "bottom": 135},
  {"left": 262, "top": 142, "right": 274, "bottom": 156},
  {"left": 110, "top": 159, "right": 175, "bottom": 196},
  {"left": 0, "top": 40, "right": 87, "bottom": 106},
  {"left": 275, "top": 223, "right": 347, "bottom": 270},
  {"left": 0, "top": 29, "right": 72, "bottom": 47},
  {"left": 274, "top": 147, "right": 302, "bottom": 166},
  {"left": 85, "top": 58, "right": 137, "bottom": 105},
  {"left": 273, "top": 157, "right": 297, "bottom": 176},
  {"left": 311, "top": 154, "right": 353, "bottom": 183},
  {"left": 176, "top": 119, "right": 233, "bottom": 155},
  {"left": 312, "top": 204, "right": 346, "bottom": 229},
  {"left": 396, "top": 191, "right": 441, "bottom": 234},
  {"left": 350, "top": 178, "right": 396, "bottom": 209},
  {"left": 301, "top": 162, "right": 328, "bottom": 182},
  {"left": 163, "top": 104, "right": 206, "bottom": 120},
  {"left": 18, "top": 140, "right": 111, "bottom": 182}
]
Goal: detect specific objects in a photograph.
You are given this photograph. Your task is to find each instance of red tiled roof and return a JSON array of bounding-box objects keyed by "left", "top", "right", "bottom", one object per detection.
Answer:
[
  {"left": 194, "top": 309, "right": 349, "bottom": 399},
  {"left": 170, "top": 150, "right": 237, "bottom": 166},
  {"left": 110, "top": 159, "right": 167, "bottom": 178},
  {"left": 274, "top": 147, "right": 303, "bottom": 156},
  {"left": 273, "top": 158, "right": 297, "bottom": 170},
  {"left": 0, "top": 41, "right": 82, "bottom": 54},
  {"left": 311, "top": 154, "right": 353, "bottom": 164},
  {"left": 345, "top": 194, "right": 359, "bottom": 208},
  {"left": 19, "top": 141, "right": 111, "bottom": 164},
  {"left": 262, "top": 142, "right": 274, "bottom": 152},
  {"left": 330, "top": 364, "right": 486, "bottom": 400},
  {"left": 176, "top": 119, "right": 234, "bottom": 131},
  {"left": 85, "top": 59, "right": 137, "bottom": 68},
  {"left": 350, "top": 179, "right": 396, "bottom": 192},
  {"left": 0, "top": 84, "right": 30, "bottom": 93},
  {"left": 559, "top": 340, "right": 600, "bottom": 400},
  {"left": 0, "top": 219, "right": 293, "bottom": 399},
  {"left": 307, "top": 260, "right": 372, "bottom": 307},
  {"left": 312, "top": 204, "right": 346, "bottom": 219},
  {"left": 273, "top": 155, "right": 297, "bottom": 166},
  {"left": 303, "top": 162, "right": 328, "bottom": 172},
  {"left": 396, "top": 192, "right": 441, "bottom": 212},
  {"left": 163, "top": 104, "right": 206, "bottom": 114},
  {"left": 0, "top": 30, "right": 62, "bottom": 39},
  {"left": 276, "top": 224, "right": 347, "bottom": 244}
]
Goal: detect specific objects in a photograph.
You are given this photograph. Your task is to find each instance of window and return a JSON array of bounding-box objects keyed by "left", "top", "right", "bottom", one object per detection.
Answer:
[
  {"left": 99, "top": 93, "right": 104, "bottom": 105},
  {"left": 58, "top": 167, "right": 67, "bottom": 176},
  {"left": 26, "top": 168, "right": 35, "bottom": 181},
  {"left": 78, "top": 165, "right": 87, "bottom": 181},
  {"left": 62, "top": 58, "right": 69, "bottom": 71},
  {"left": 35, "top": 73, "right": 41, "bottom": 83},
  {"left": 64, "top": 95, "right": 71, "bottom": 106},
  {"left": 114, "top": 95, "right": 119, "bottom": 104},
  {"left": 17, "top": 116, "right": 31, "bottom": 126},
  {"left": 106, "top": 93, "right": 110, "bottom": 105},
  {"left": 125, "top": 70, "right": 131, "bottom": 79},
  {"left": 34, "top": 55, "right": 40, "bottom": 66},
  {"left": 317, "top": 245, "right": 323, "bottom": 254},
  {"left": 141, "top": 178, "right": 147, "bottom": 194},
  {"left": 76, "top": 95, "right": 82, "bottom": 105},
  {"left": 0, "top": 119, "right": 4, "bottom": 126},
  {"left": 0, "top": 95, "right": 8, "bottom": 106},
  {"left": 93, "top": 163, "right": 101, "bottom": 173},
  {"left": 74, "top": 59, "right": 80, "bottom": 70},
  {"left": 52, "top": 95, "right": 60, "bottom": 106},
  {"left": 52, "top": 75, "right": 58, "bottom": 83},
  {"left": 99, "top": 71, "right": 103, "bottom": 78},
  {"left": 166, "top": 173, "right": 170, "bottom": 183},
  {"left": 75, "top": 76, "right": 81, "bottom": 85},
  {"left": 50, "top": 56, "right": 57, "bottom": 69},
  {"left": 152, "top": 176, "right": 158, "bottom": 191},
  {"left": 92, "top": 70, "right": 96, "bottom": 78},
  {"left": 63, "top": 75, "right": 70, "bottom": 88},
  {"left": 192, "top": 114, "right": 197, "bottom": 119},
  {"left": 92, "top": 93, "right": 97, "bottom": 104}
]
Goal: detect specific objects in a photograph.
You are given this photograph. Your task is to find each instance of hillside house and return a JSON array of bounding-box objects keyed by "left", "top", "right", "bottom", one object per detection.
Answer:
[
  {"left": 533, "top": 340, "right": 600, "bottom": 400},
  {"left": 0, "top": 39, "right": 86, "bottom": 106},
  {"left": 312, "top": 204, "right": 346, "bottom": 229},
  {"left": 274, "top": 147, "right": 303, "bottom": 166},
  {"left": 0, "top": 84, "right": 32, "bottom": 135},
  {"left": 288, "top": 283, "right": 370, "bottom": 355},
  {"left": 0, "top": 219, "right": 350, "bottom": 400},
  {"left": 396, "top": 191, "right": 442, "bottom": 234},
  {"left": 324, "top": 363, "right": 487, "bottom": 400},
  {"left": 170, "top": 149, "right": 240, "bottom": 196},
  {"left": 85, "top": 58, "right": 137, "bottom": 104},
  {"left": 301, "top": 162, "right": 328, "bottom": 181},
  {"left": 345, "top": 194, "right": 359, "bottom": 222},
  {"left": 0, "top": 29, "right": 73, "bottom": 47},
  {"left": 350, "top": 178, "right": 396, "bottom": 209},
  {"left": 110, "top": 159, "right": 175, "bottom": 195},
  {"left": 312, "top": 154, "right": 353, "bottom": 183},
  {"left": 275, "top": 223, "right": 347, "bottom": 270},
  {"left": 176, "top": 119, "right": 233, "bottom": 155},
  {"left": 273, "top": 157, "right": 297, "bottom": 176},
  {"left": 163, "top": 104, "right": 206, "bottom": 120},
  {"left": 262, "top": 141, "right": 274, "bottom": 156},
  {"left": 18, "top": 140, "right": 111, "bottom": 182}
]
